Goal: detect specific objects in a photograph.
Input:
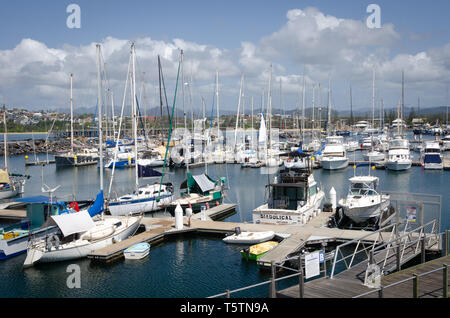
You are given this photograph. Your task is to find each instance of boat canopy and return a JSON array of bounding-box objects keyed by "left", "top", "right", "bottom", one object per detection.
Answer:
[
  {"left": 51, "top": 210, "right": 95, "bottom": 237},
  {"left": 181, "top": 173, "right": 217, "bottom": 194}
]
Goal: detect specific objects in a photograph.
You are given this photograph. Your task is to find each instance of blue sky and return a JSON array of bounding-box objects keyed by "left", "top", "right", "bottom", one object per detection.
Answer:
[{"left": 1, "top": 1, "right": 450, "bottom": 113}]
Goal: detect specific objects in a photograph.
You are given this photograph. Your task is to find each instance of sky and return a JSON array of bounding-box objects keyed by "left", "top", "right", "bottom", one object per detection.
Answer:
[{"left": 1, "top": 0, "right": 450, "bottom": 115}]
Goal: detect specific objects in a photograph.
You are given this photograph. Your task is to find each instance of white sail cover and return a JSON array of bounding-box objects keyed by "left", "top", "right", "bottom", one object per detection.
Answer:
[
  {"left": 51, "top": 210, "right": 95, "bottom": 237},
  {"left": 258, "top": 113, "right": 267, "bottom": 143}
]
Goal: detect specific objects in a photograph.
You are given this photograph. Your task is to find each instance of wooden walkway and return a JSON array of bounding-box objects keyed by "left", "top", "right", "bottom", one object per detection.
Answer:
[
  {"left": 277, "top": 234, "right": 441, "bottom": 298},
  {"left": 257, "top": 233, "right": 311, "bottom": 268}
]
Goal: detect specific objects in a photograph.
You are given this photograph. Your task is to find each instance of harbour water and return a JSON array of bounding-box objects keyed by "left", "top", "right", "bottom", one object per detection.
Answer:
[{"left": 1, "top": 132, "right": 449, "bottom": 298}]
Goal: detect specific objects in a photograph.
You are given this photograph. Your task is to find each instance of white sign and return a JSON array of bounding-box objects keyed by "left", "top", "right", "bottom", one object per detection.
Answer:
[
  {"left": 407, "top": 206, "right": 417, "bottom": 223},
  {"left": 305, "top": 251, "right": 320, "bottom": 279}
]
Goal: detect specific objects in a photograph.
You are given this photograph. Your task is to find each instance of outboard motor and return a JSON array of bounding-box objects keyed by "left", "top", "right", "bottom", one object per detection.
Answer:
[{"left": 234, "top": 227, "right": 241, "bottom": 235}]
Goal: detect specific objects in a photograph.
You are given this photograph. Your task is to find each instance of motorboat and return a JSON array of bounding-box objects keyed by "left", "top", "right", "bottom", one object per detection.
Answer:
[
  {"left": 223, "top": 228, "right": 275, "bottom": 244},
  {"left": 320, "top": 136, "right": 349, "bottom": 170},
  {"left": 339, "top": 176, "right": 390, "bottom": 224},
  {"left": 240, "top": 241, "right": 278, "bottom": 261},
  {"left": 441, "top": 135, "right": 450, "bottom": 151},
  {"left": 421, "top": 141, "right": 443, "bottom": 170},
  {"left": 253, "top": 156, "right": 325, "bottom": 225},
  {"left": 386, "top": 136, "right": 412, "bottom": 171},
  {"left": 124, "top": 242, "right": 150, "bottom": 260}
]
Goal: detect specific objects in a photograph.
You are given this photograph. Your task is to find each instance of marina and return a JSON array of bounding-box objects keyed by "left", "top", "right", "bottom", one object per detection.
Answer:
[{"left": 2, "top": 2, "right": 450, "bottom": 305}]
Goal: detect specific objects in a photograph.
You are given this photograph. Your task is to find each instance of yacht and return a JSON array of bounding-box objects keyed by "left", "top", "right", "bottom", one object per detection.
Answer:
[
  {"left": 23, "top": 191, "right": 142, "bottom": 267},
  {"left": 108, "top": 183, "right": 174, "bottom": 216},
  {"left": 386, "top": 136, "right": 412, "bottom": 171},
  {"left": 164, "top": 173, "right": 226, "bottom": 215},
  {"left": 252, "top": 158, "right": 325, "bottom": 225},
  {"left": 421, "top": 141, "right": 443, "bottom": 170},
  {"left": 339, "top": 176, "right": 390, "bottom": 224},
  {"left": 320, "top": 136, "right": 349, "bottom": 170},
  {"left": 283, "top": 149, "right": 308, "bottom": 169},
  {"left": 441, "top": 135, "right": 450, "bottom": 151}
]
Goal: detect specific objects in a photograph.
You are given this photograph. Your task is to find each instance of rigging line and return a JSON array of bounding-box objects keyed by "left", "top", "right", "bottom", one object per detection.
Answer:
[{"left": 157, "top": 52, "right": 182, "bottom": 202}]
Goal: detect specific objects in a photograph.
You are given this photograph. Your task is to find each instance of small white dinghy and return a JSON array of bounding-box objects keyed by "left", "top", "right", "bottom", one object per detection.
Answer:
[
  {"left": 124, "top": 242, "right": 150, "bottom": 260},
  {"left": 223, "top": 228, "right": 275, "bottom": 245}
]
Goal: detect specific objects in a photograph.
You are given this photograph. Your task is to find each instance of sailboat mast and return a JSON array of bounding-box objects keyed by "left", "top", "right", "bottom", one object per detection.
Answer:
[
  {"left": 327, "top": 77, "right": 332, "bottom": 135},
  {"left": 302, "top": 74, "right": 305, "bottom": 145},
  {"left": 268, "top": 64, "right": 273, "bottom": 149},
  {"left": 312, "top": 84, "right": 315, "bottom": 139},
  {"left": 234, "top": 72, "right": 244, "bottom": 151},
  {"left": 401, "top": 71, "right": 405, "bottom": 136},
  {"left": 96, "top": 44, "right": 104, "bottom": 192},
  {"left": 70, "top": 73, "right": 74, "bottom": 154},
  {"left": 131, "top": 43, "right": 139, "bottom": 193},
  {"left": 3, "top": 105, "right": 7, "bottom": 172},
  {"left": 215, "top": 71, "right": 220, "bottom": 140}
]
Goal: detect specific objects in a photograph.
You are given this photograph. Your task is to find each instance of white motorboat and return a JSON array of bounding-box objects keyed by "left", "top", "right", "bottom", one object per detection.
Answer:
[
  {"left": 441, "top": 135, "right": 450, "bottom": 151},
  {"left": 421, "top": 141, "right": 443, "bottom": 170},
  {"left": 339, "top": 176, "right": 390, "bottom": 224},
  {"left": 253, "top": 158, "right": 325, "bottom": 225},
  {"left": 363, "top": 150, "right": 385, "bottom": 162},
  {"left": 124, "top": 242, "right": 150, "bottom": 260},
  {"left": 223, "top": 229, "right": 275, "bottom": 244},
  {"left": 386, "top": 136, "right": 412, "bottom": 171},
  {"left": 321, "top": 136, "right": 349, "bottom": 170}
]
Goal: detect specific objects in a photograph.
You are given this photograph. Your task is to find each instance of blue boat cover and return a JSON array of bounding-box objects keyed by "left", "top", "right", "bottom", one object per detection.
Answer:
[
  {"left": 14, "top": 196, "right": 64, "bottom": 205},
  {"left": 88, "top": 190, "right": 104, "bottom": 217},
  {"left": 138, "top": 165, "right": 163, "bottom": 178},
  {"left": 424, "top": 154, "right": 442, "bottom": 164}
]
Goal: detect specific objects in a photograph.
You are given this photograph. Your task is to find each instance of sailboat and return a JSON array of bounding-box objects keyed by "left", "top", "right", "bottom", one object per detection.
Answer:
[
  {"left": 107, "top": 44, "right": 173, "bottom": 216},
  {"left": 386, "top": 72, "right": 412, "bottom": 171},
  {"left": 163, "top": 51, "right": 227, "bottom": 215},
  {"left": 0, "top": 106, "right": 26, "bottom": 199},
  {"left": 363, "top": 69, "right": 385, "bottom": 162},
  {"left": 54, "top": 74, "right": 99, "bottom": 167},
  {"left": 23, "top": 44, "right": 141, "bottom": 268}
]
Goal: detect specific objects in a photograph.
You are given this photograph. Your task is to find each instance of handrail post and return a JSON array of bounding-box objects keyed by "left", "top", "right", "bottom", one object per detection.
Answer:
[
  {"left": 444, "top": 264, "right": 448, "bottom": 299},
  {"left": 444, "top": 230, "right": 449, "bottom": 257},
  {"left": 270, "top": 261, "right": 277, "bottom": 298},
  {"left": 226, "top": 289, "right": 230, "bottom": 298},
  {"left": 378, "top": 286, "right": 384, "bottom": 298},
  {"left": 298, "top": 254, "right": 304, "bottom": 298},
  {"left": 421, "top": 234, "right": 426, "bottom": 264},
  {"left": 413, "top": 274, "right": 419, "bottom": 298}
]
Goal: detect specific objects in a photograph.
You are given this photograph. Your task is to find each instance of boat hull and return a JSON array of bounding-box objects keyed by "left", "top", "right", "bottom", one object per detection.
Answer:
[
  {"left": 341, "top": 197, "right": 390, "bottom": 224},
  {"left": 108, "top": 195, "right": 173, "bottom": 216},
  {"left": 386, "top": 160, "right": 412, "bottom": 171},
  {"left": 321, "top": 157, "right": 349, "bottom": 170},
  {"left": 24, "top": 217, "right": 141, "bottom": 265}
]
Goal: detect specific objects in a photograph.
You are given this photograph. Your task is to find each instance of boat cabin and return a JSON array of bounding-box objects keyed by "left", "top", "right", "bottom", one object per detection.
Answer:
[
  {"left": 348, "top": 176, "right": 379, "bottom": 197},
  {"left": 266, "top": 168, "right": 317, "bottom": 211}
]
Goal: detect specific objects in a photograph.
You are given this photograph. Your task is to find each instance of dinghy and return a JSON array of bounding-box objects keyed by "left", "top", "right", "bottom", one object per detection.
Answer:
[
  {"left": 124, "top": 242, "right": 150, "bottom": 260},
  {"left": 240, "top": 241, "right": 278, "bottom": 261},
  {"left": 223, "top": 228, "right": 275, "bottom": 244}
]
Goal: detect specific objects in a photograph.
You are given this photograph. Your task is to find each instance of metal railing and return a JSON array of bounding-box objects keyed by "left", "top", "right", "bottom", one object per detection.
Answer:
[{"left": 330, "top": 219, "right": 439, "bottom": 278}]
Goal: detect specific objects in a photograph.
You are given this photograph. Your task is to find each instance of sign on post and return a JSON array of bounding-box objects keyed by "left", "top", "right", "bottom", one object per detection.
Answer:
[
  {"left": 305, "top": 251, "right": 320, "bottom": 279},
  {"left": 407, "top": 206, "right": 417, "bottom": 223}
]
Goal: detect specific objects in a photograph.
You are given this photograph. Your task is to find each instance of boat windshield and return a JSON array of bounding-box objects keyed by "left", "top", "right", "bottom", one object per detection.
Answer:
[
  {"left": 390, "top": 139, "right": 408, "bottom": 149},
  {"left": 270, "top": 185, "right": 306, "bottom": 210},
  {"left": 350, "top": 182, "right": 378, "bottom": 196}
]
